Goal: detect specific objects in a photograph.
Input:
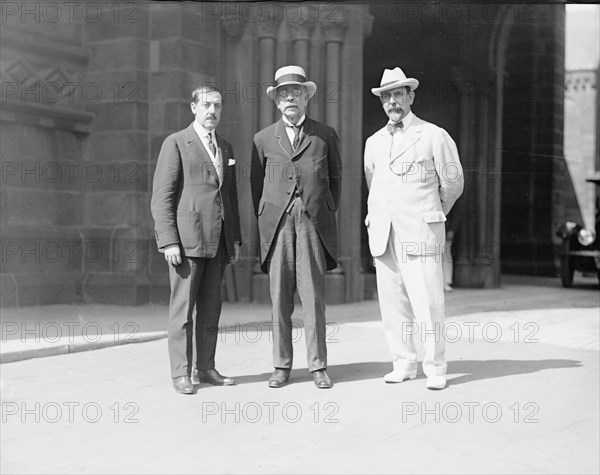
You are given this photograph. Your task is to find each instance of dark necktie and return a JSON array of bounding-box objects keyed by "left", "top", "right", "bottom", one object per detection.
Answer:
[
  {"left": 291, "top": 124, "right": 301, "bottom": 150},
  {"left": 208, "top": 133, "right": 217, "bottom": 156},
  {"left": 387, "top": 121, "right": 404, "bottom": 134}
]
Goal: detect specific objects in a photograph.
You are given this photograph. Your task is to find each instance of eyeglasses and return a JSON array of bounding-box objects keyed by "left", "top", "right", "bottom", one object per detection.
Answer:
[{"left": 276, "top": 86, "right": 305, "bottom": 99}]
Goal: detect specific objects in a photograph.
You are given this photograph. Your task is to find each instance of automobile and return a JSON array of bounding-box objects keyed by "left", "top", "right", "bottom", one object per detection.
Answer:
[{"left": 555, "top": 174, "right": 600, "bottom": 287}]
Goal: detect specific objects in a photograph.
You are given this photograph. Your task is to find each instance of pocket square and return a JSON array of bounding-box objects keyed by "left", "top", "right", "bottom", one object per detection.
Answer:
[{"left": 228, "top": 159, "right": 236, "bottom": 166}]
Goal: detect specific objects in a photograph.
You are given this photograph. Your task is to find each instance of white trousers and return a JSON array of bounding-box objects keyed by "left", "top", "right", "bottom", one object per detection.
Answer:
[{"left": 374, "top": 228, "right": 447, "bottom": 377}]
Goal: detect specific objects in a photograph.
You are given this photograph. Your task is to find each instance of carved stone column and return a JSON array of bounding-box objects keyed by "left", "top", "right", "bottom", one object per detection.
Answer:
[
  {"left": 286, "top": 5, "right": 316, "bottom": 70},
  {"left": 250, "top": 9, "right": 282, "bottom": 299},
  {"left": 451, "top": 64, "right": 500, "bottom": 288},
  {"left": 219, "top": 9, "right": 251, "bottom": 301},
  {"left": 257, "top": 8, "right": 282, "bottom": 129},
  {"left": 322, "top": 9, "right": 348, "bottom": 134}
]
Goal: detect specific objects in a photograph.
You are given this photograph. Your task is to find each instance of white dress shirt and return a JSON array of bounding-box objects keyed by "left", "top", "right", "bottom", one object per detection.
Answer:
[
  {"left": 389, "top": 111, "right": 414, "bottom": 157},
  {"left": 193, "top": 121, "right": 221, "bottom": 182},
  {"left": 282, "top": 114, "right": 306, "bottom": 147}
]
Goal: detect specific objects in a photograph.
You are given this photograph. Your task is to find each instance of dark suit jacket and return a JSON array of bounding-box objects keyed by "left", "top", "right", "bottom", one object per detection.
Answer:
[
  {"left": 151, "top": 122, "right": 241, "bottom": 259},
  {"left": 251, "top": 117, "right": 342, "bottom": 272}
]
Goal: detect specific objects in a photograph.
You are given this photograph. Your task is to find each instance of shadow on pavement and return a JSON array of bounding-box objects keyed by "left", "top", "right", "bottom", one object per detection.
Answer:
[
  {"left": 231, "top": 363, "right": 392, "bottom": 385},
  {"left": 228, "top": 359, "right": 583, "bottom": 386},
  {"left": 447, "top": 358, "right": 583, "bottom": 386}
]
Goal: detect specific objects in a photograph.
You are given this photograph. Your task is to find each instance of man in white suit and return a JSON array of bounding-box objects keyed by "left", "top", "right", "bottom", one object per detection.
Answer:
[{"left": 364, "top": 67, "right": 464, "bottom": 390}]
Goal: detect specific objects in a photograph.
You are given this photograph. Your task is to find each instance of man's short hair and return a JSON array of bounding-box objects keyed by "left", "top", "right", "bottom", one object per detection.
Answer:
[{"left": 191, "top": 85, "right": 222, "bottom": 104}]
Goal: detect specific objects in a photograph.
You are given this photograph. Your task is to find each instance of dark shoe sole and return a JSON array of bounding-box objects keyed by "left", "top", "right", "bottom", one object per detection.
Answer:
[
  {"left": 174, "top": 388, "right": 195, "bottom": 394},
  {"left": 198, "top": 378, "right": 235, "bottom": 386}
]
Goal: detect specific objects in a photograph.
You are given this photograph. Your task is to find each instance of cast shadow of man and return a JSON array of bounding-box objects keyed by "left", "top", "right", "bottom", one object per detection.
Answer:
[
  {"left": 445, "top": 359, "right": 583, "bottom": 386},
  {"left": 232, "top": 359, "right": 583, "bottom": 386},
  {"left": 233, "top": 363, "right": 390, "bottom": 386}
]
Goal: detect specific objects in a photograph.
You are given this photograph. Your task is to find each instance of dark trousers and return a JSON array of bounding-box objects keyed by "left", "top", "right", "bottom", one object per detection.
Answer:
[
  {"left": 167, "top": 233, "right": 227, "bottom": 378},
  {"left": 267, "top": 199, "right": 328, "bottom": 372}
]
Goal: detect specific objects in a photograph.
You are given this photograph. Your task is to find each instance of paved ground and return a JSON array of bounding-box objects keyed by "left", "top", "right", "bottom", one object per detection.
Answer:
[{"left": 1, "top": 275, "right": 599, "bottom": 474}]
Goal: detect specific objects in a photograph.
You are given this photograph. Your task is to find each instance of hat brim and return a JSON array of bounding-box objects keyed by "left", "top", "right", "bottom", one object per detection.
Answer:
[
  {"left": 267, "top": 81, "right": 317, "bottom": 100},
  {"left": 371, "top": 79, "right": 419, "bottom": 96}
]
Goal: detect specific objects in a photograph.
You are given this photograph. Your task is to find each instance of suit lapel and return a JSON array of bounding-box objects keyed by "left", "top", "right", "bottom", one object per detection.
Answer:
[
  {"left": 390, "top": 124, "right": 422, "bottom": 161},
  {"left": 185, "top": 123, "right": 220, "bottom": 182},
  {"left": 292, "top": 118, "right": 313, "bottom": 159},
  {"left": 215, "top": 132, "right": 226, "bottom": 188},
  {"left": 275, "top": 120, "right": 293, "bottom": 159}
]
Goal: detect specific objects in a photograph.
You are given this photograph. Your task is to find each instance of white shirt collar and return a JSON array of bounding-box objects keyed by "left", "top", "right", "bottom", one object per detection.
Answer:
[
  {"left": 387, "top": 111, "right": 414, "bottom": 130},
  {"left": 282, "top": 114, "right": 306, "bottom": 128},
  {"left": 192, "top": 121, "right": 215, "bottom": 141}
]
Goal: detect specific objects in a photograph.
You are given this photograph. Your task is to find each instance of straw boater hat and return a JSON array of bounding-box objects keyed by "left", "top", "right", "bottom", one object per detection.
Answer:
[
  {"left": 371, "top": 67, "right": 419, "bottom": 96},
  {"left": 266, "top": 65, "right": 317, "bottom": 100}
]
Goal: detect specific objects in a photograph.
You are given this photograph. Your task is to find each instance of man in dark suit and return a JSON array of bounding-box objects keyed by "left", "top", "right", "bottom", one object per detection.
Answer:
[
  {"left": 251, "top": 65, "right": 342, "bottom": 389},
  {"left": 151, "top": 85, "right": 241, "bottom": 394}
]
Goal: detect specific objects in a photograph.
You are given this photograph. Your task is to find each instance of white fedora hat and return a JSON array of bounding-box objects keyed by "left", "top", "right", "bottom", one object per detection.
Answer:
[
  {"left": 371, "top": 67, "right": 419, "bottom": 96},
  {"left": 266, "top": 65, "right": 317, "bottom": 100}
]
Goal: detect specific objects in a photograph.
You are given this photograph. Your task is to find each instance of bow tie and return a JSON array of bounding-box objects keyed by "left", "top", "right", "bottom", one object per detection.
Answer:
[{"left": 387, "top": 121, "right": 404, "bottom": 134}]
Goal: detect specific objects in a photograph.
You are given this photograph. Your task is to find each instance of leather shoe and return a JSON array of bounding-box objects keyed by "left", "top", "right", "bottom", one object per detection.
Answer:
[
  {"left": 172, "top": 376, "right": 195, "bottom": 394},
  {"left": 384, "top": 369, "right": 417, "bottom": 383},
  {"left": 196, "top": 369, "right": 235, "bottom": 386},
  {"left": 312, "top": 369, "right": 333, "bottom": 389},
  {"left": 426, "top": 375, "right": 447, "bottom": 390},
  {"left": 268, "top": 368, "right": 290, "bottom": 388}
]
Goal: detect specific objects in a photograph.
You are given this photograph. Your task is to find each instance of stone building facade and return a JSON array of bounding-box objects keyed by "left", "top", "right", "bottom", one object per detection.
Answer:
[{"left": 0, "top": 2, "right": 580, "bottom": 306}]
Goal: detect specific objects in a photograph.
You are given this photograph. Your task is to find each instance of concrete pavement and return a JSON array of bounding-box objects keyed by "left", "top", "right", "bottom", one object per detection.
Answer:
[
  {"left": 0, "top": 275, "right": 598, "bottom": 474},
  {"left": 1, "top": 274, "right": 598, "bottom": 363}
]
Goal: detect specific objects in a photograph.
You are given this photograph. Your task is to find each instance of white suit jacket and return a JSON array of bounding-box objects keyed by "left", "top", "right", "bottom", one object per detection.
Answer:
[{"left": 364, "top": 115, "right": 464, "bottom": 257}]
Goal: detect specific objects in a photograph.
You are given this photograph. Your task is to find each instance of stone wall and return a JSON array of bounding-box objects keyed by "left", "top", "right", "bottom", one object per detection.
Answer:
[
  {"left": 0, "top": 2, "right": 219, "bottom": 306},
  {"left": 500, "top": 5, "right": 566, "bottom": 276}
]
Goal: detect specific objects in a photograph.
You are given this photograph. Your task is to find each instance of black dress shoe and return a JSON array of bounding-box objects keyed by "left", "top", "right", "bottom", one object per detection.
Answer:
[
  {"left": 268, "top": 368, "right": 290, "bottom": 388},
  {"left": 172, "top": 376, "right": 195, "bottom": 394},
  {"left": 196, "top": 369, "right": 235, "bottom": 386},
  {"left": 312, "top": 369, "right": 333, "bottom": 389}
]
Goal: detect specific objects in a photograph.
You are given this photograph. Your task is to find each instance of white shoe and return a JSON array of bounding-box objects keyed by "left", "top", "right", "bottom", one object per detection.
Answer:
[
  {"left": 426, "top": 375, "right": 447, "bottom": 390},
  {"left": 384, "top": 369, "right": 417, "bottom": 383}
]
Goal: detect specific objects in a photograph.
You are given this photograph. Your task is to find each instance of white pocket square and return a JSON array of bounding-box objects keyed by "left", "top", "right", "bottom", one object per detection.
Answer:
[{"left": 228, "top": 159, "right": 236, "bottom": 166}]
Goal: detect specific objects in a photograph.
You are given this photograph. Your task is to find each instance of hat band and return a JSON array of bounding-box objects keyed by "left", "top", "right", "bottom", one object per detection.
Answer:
[
  {"left": 379, "top": 80, "right": 404, "bottom": 88},
  {"left": 275, "top": 73, "right": 307, "bottom": 86}
]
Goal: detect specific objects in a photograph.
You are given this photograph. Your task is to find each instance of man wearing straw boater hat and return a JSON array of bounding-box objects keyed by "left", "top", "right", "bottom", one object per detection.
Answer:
[
  {"left": 364, "top": 67, "right": 464, "bottom": 390},
  {"left": 251, "top": 65, "right": 342, "bottom": 389}
]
